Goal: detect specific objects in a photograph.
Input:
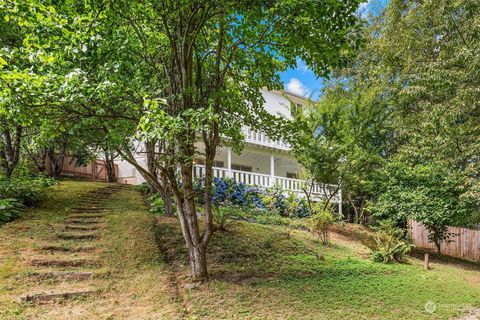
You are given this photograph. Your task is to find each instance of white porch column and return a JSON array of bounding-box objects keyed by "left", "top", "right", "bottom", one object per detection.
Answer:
[
  {"left": 270, "top": 154, "right": 275, "bottom": 186},
  {"left": 227, "top": 147, "right": 233, "bottom": 178},
  {"left": 338, "top": 177, "right": 343, "bottom": 218}
]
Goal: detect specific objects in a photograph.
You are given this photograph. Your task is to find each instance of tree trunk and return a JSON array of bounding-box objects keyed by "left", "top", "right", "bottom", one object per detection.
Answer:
[
  {"left": 189, "top": 243, "right": 208, "bottom": 280},
  {"left": 166, "top": 148, "right": 212, "bottom": 281},
  {"left": 160, "top": 174, "right": 173, "bottom": 217},
  {"left": 103, "top": 151, "right": 117, "bottom": 182},
  {"left": 32, "top": 148, "right": 48, "bottom": 173},
  {"left": 0, "top": 125, "right": 22, "bottom": 177},
  {"left": 47, "top": 148, "right": 66, "bottom": 178}
]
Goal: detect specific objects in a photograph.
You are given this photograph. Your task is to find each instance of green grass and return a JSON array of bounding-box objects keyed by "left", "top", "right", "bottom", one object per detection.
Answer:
[
  {"left": 1, "top": 180, "right": 479, "bottom": 319},
  {"left": 157, "top": 217, "right": 480, "bottom": 319}
]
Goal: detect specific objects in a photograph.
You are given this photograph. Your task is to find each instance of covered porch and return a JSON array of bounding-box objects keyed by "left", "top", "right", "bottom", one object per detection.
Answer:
[{"left": 193, "top": 145, "right": 341, "bottom": 204}]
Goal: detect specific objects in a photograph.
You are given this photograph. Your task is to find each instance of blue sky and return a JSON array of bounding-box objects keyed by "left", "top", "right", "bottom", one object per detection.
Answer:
[{"left": 279, "top": 0, "right": 388, "bottom": 100}]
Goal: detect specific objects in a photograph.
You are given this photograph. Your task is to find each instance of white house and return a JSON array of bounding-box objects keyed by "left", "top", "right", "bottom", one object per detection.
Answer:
[{"left": 116, "top": 89, "right": 341, "bottom": 208}]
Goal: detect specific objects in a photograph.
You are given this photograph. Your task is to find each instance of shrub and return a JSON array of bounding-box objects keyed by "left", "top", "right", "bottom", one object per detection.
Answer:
[
  {"left": 148, "top": 193, "right": 165, "bottom": 215},
  {"left": 364, "top": 220, "right": 413, "bottom": 263},
  {"left": 308, "top": 203, "right": 336, "bottom": 245},
  {"left": 194, "top": 176, "right": 312, "bottom": 219},
  {"left": 137, "top": 182, "right": 153, "bottom": 195},
  {"left": 0, "top": 175, "right": 56, "bottom": 207},
  {"left": 0, "top": 198, "right": 24, "bottom": 224},
  {"left": 196, "top": 177, "right": 264, "bottom": 209},
  {"left": 213, "top": 205, "right": 240, "bottom": 231}
]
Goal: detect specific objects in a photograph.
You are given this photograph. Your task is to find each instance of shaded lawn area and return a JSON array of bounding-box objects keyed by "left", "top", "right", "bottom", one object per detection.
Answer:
[{"left": 157, "top": 217, "right": 480, "bottom": 320}]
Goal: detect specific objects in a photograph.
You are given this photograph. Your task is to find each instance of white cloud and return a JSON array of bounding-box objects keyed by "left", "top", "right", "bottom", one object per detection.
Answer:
[
  {"left": 286, "top": 78, "right": 310, "bottom": 97},
  {"left": 296, "top": 58, "right": 312, "bottom": 74},
  {"left": 357, "top": 0, "right": 371, "bottom": 18},
  {"left": 358, "top": 2, "right": 369, "bottom": 11}
]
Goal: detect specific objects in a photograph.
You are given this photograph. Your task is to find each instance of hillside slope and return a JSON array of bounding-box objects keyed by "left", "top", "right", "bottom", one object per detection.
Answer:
[{"left": 0, "top": 180, "right": 479, "bottom": 319}]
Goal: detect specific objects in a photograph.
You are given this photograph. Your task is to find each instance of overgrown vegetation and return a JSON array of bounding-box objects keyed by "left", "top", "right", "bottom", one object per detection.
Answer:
[
  {"left": 292, "top": 0, "right": 480, "bottom": 251},
  {"left": 364, "top": 220, "right": 413, "bottom": 263},
  {"left": 308, "top": 203, "right": 336, "bottom": 245},
  {"left": 0, "top": 170, "right": 56, "bottom": 223}
]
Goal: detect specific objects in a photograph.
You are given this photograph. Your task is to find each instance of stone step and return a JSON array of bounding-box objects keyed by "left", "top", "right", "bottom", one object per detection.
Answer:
[
  {"left": 20, "top": 289, "right": 96, "bottom": 303},
  {"left": 29, "top": 271, "right": 94, "bottom": 281},
  {"left": 31, "top": 258, "right": 95, "bottom": 268},
  {"left": 65, "top": 219, "right": 100, "bottom": 225},
  {"left": 40, "top": 245, "right": 96, "bottom": 252},
  {"left": 71, "top": 207, "right": 106, "bottom": 211},
  {"left": 57, "top": 232, "right": 99, "bottom": 240},
  {"left": 65, "top": 225, "right": 99, "bottom": 231},
  {"left": 67, "top": 214, "right": 104, "bottom": 219}
]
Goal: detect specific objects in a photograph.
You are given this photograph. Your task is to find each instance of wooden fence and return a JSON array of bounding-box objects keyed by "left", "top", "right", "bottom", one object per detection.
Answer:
[
  {"left": 408, "top": 220, "right": 480, "bottom": 261},
  {"left": 46, "top": 155, "right": 119, "bottom": 181}
]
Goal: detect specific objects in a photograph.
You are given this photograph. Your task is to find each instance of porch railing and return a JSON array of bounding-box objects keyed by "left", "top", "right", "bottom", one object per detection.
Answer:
[
  {"left": 193, "top": 164, "right": 340, "bottom": 203},
  {"left": 241, "top": 126, "right": 291, "bottom": 150}
]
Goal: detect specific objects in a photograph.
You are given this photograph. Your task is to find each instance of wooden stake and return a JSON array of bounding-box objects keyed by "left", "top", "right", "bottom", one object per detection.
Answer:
[{"left": 424, "top": 254, "right": 429, "bottom": 270}]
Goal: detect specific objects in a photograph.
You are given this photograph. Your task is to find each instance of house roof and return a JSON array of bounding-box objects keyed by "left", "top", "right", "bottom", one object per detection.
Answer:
[{"left": 272, "top": 89, "right": 313, "bottom": 105}]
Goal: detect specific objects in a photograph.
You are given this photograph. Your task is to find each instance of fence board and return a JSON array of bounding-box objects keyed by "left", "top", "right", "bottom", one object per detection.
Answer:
[
  {"left": 408, "top": 220, "right": 480, "bottom": 261},
  {"left": 46, "top": 155, "right": 118, "bottom": 181}
]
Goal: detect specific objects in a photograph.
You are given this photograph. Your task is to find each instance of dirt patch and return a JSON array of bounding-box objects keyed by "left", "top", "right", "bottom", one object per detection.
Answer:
[{"left": 453, "top": 308, "right": 480, "bottom": 320}]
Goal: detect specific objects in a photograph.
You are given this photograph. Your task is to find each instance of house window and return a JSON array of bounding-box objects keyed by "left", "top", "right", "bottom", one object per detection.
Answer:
[
  {"left": 286, "top": 172, "right": 298, "bottom": 179},
  {"left": 232, "top": 164, "right": 252, "bottom": 172}
]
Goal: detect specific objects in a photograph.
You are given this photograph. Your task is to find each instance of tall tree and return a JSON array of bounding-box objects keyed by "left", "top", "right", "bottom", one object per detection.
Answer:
[
  {"left": 372, "top": 0, "right": 480, "bottom": 245},
  {"left": 123, "top": 0, "right": 363, "bottom": 280}
]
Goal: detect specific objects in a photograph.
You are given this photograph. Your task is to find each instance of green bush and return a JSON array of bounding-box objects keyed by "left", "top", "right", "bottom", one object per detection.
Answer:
[
  {"left": 148, "top": 193, "right": 165, "bottom": 215},
  {"left": 0, "top": 172, "right": 56, "bottom": 224},
  {"left": 308, "top": 202, "right": 336, "bottom": 245},
  {"left": 213, "top": 205, "right": 242, "bottom": 231},
  {"left": 0, "top": 175, "right": 56, "bottom": 207},
  {"left": 364, "top": 220, "right": 413, "bottom": 263},
  {"left": 0, "top": 198, "right": 25, "bottom": 223},
  {"left": 137, "top": 182, "right": 152, "bottom": 195}
]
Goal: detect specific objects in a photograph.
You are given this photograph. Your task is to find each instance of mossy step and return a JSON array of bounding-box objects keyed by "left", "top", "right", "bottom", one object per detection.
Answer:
[
  {"left": 31, "top": 258, "right": 95, "bottom": 267},
  {"left": 40, "top": 245, "right": 96, "bottom": 252},
  {"left": 20, "top": 290, "right": 96, "bottom": 303},
  {"left": 28, "top": 271, "right": 94, "bottom": 281},
  {"left": 65, "top": 219, "right": 100, "bottom": 225},
  {"left": 57, "top": 232, "right": 99, "bottom": 240},
  {"left": 71, "top": 207, "right": 106, "bottom": 211},
  {"left": 67, "top": 214, "right": 104, "bottom": 219},
  {"left": 65, "top": 225, "right": 99, "bottom": 231}
]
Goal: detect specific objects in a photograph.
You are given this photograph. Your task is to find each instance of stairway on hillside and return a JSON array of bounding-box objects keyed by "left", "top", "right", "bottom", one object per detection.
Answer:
[{"left": 19, "top": 184, "right": 127, "bottom": 304}]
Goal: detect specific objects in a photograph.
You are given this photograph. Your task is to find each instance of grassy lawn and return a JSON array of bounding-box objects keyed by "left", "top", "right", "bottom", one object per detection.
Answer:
[
  {"left": 0, "top": 180, "right": 479, "bottom": 319},
  {"left": 157, "top": 218, "right": 480, "bottom": 320}
]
